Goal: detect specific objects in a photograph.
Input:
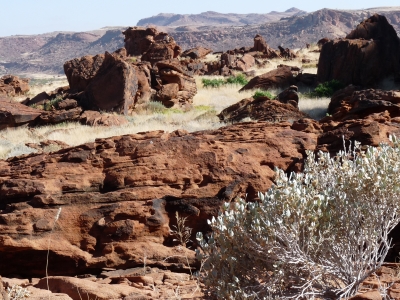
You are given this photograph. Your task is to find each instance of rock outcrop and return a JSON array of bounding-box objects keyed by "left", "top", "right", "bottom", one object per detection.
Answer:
[
  {"left": 327, "top": 87, "right": 400, "bottom": 121},
  {"left": 123, "top": 26, "right": 182, "bottom": 65},
  {"left": 218, "top": 87, "right": 308, "bottom": 123},
  {"left": 181, "top": 46, "right": 212, "bottom": 59},
  {"left": 0, "top": 96, "right": 43, "bottom": 130},
  {"left": 0, "top": 122, "right": 317, "bottom": 277},
  {"left": 64, "top": 54, "right": 105, "bottom": 92},
  {"left": 317, "top": 14, "right": 400, "bottom": 86},
  {"left": 240, "top": 66, "right": 296, "bottom": 91},
  {"left": 122, "top": 27, "right": 158, "bottom": 56},
  {"left": 0, "top": 75, "right": 30, "bottom": 97},
  {"left": 81, "top": 52, "right": 139, "bottom": 113},
  {"left": 154, "top": 60, "right": 197, "bottom": 107}
]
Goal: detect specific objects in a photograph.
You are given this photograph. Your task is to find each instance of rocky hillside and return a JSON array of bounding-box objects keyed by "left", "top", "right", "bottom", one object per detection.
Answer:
[
  {"left": 137, "top": 8, "right": 306, "bottom": 27},
  {"left": 0, "top": 7, "right": 399, "bottom": 75}
]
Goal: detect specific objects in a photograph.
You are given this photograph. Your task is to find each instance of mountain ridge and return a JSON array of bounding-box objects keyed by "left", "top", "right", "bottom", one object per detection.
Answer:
[{"left": 136, "top": 8, "right": 307, "bottom": 27}]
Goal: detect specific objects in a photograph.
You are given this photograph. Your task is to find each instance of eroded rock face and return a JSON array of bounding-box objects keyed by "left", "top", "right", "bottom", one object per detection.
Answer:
[
  {"left": 82, "top": 52, "right": 139, "bottom": 114},
  {"left": 154, "top": 59, "right": 197, "bottom": 107},
  {"left": 240, "top": 66, "right": 296, "bottom": 91},
  {"left": 0, "top": 96, "right": 43, "bottom": 129},
  {"left": 181, "top": 46, "right": 212, "bottom": 59},
  {"left": 218, "top": 95, "right": 309, "bottom": 123},
  {"left": 64, "top": 54, "right": 105, "bottom": 92},
  {"left": 123, "top": 27, "right": 182, "bottom": 66},
  {"left": 317, "top": 14, "right": 400, "bottom": 86},
  {"left": 122, "top": 27, "right": 157, "bottom": 56},
  {"left": 327, "top": 87, "right": 400, "bottom": 121},
  {"left": 0, "top": 75, "right": 30, "bottom": 97},
  {"left": 0, "top": 122, "right": 317, "bottom": 277}
]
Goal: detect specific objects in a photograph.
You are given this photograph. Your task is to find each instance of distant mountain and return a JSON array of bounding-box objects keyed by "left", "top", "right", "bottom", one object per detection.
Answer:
[
  {"left": 0, "top": 7, "right": 399, "bottom": 75},
  {"left": 137, "top": 8, "right": 307, "bottom": 27}
]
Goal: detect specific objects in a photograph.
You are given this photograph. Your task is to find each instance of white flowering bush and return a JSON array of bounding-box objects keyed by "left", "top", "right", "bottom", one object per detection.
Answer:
[
  {"left": 196, "top": 136, "right": 400, "bottom": 299},
  {"left": 7, "top": 284, "right": 31, "bottom": 299}
]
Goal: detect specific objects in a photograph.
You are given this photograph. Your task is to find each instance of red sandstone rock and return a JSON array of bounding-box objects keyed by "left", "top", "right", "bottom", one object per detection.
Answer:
[
  {"left": 0, "top": 75, "right": 30, "bottom": 97},
  {"left": 64, "top": 54, "right": 105, "bottom": 92},
  {"left": 218, "top": 97, "right": 309, "bottom": 123},
  {"left": 181, "top": 46, "right": 212, "bottom": 59},
  {"left": 155, "top": 59, "right": 197, "bottom": 107},
  {"left": 0, "top": 122, "right": 317, "bottom": 278},
  {"left": 317, "top": 14, "right": 400, "bottom": 87},
  {"left": 83, "top": 51, "right": 139, "bottom": 114},
  {"left": 277, "top": 85, "right": 299, "bottom": 107},
  {"left": 80, "top": 110, "right": 129, "bottom": 126},
  {"left": 0, "top": 96, "right": 43, "bottom": 129},
  {"left": 122, "top": 27, "right": 156, "bottom": 56},
  {"left": 240, "top": 66, "right": 296, "bottom": 91},
  {"left": 327, "top": 88, "right": 400, "bottom": 121},
  {"left": 251, "top": 34, "right": 279, "bottom": 58},
  {"left": 235, "top": 54, "right": 255, "bottom": 72}
]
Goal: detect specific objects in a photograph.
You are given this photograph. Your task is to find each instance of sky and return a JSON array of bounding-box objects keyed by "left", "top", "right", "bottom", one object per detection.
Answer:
[{"left": 0, "top": 0, "right": 399, "bottom": 37}]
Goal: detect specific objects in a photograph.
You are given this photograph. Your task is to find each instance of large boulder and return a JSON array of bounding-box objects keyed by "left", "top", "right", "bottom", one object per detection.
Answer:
[
  {"left": 0, "top": 75, "right": 29, "bottom": 96},
  {"left": 218, "top": 95, "right": 309, "bottom": 123},
  {"left": 251, "top": 34, "right": 279, "bottom": 58},
  {"left": 0, "top": 96, "right": 43, "bottom": 129},
  {"left": 81, "top": 52, "right": 138, "bottom": 114},
  {"left": 64, "top": 54, "right": 105, "bottom": 92},
  {"left": 235, "top": 54, "right": 255, "bottom": 72},
  {"left": 181, "top": 46, "right": 212, "bottom": 59},
  {"left": 317, "top": 14, "right": 400, "bottom": 86},
  {"left": 326, "top": 87, "right": 400, "bottom": 121},
  {"left": 0, "top": 122, "right": 317, "bottom": 277},
  {"left": 64, "top": 50, "right": 152, "bottom": 112},
  {"left": 240, "top": 66, "right": 296, "bottom": 91}
]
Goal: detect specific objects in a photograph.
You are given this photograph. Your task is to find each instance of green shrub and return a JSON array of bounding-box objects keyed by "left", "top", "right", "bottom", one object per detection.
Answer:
[
  {"left": 197, "top": 136, "right": 400, "bottom": 299},
  {"left": 225, "top": 74, "right": 249, "bottom": 86},
  {"left": 43, "top": 96, "right": 63, "bottom": 111},
  {"left": 202, "top": 78, "right": 226, "bottom": 88},
  {"left": 252, "top": 90, "right": 275, "bottom": 99},
  {"left": 202, "top": 74, "right": 249, "bottom": 88},
  {"left": 311, "top": 79, "right": 344, "bottom": 97}
]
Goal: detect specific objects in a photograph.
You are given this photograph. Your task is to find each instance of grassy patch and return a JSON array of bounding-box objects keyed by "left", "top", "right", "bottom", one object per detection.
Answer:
[
  {"left": 202, "top": 78, "right": 226, "bottom": 88},
  {"left": 202, "top": 74, "right": 249, "bottom": 88},
  {"left": 225, "top": 74, "right": 249, "bottom": 85},
  {"left": 252, "top": 90, "right": 276, "bottom": 99},
  {"left": 302, "top": 63, "right": 317, "bottom": 69}
]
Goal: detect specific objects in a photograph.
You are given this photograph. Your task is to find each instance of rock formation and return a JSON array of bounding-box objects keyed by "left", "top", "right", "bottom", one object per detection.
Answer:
[
  {"left": 0, "top": 75, "right": 29, "bottom": 97},
  {"left": 317, "top": 14, "right": 400, "bottom": 87},
  {"left": 181, "top": 46, "right": 212, "bottom": 59},
  {"left": 0, "top": 96, "right": 43, "bottom": 130},
  {"left": 153, "top": 59, "right": 197, "bottom": 107},
  {"left": 123, "top": 26, "right": 182, "bottom": 65},
  {"left": 240, "top": 66, "right": 297, "bottom": 91},
  {"left": 0, "top": 122, "right": 317, "bottom": 279}
]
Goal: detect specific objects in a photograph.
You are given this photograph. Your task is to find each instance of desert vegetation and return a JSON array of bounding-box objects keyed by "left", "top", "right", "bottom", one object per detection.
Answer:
[{"left": 197, "top": 137, "right": 400, "bottom": 299}]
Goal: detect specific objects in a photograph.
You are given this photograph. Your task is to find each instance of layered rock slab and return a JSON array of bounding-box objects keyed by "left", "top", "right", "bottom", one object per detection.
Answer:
[{"left": 0, "top": 122, "right": 317, "bottom": 277}]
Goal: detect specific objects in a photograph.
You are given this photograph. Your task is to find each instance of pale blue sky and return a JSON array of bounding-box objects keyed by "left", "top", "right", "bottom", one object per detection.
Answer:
[{"left": 1, "top": 0, "right": 399, "bottom": 37}]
